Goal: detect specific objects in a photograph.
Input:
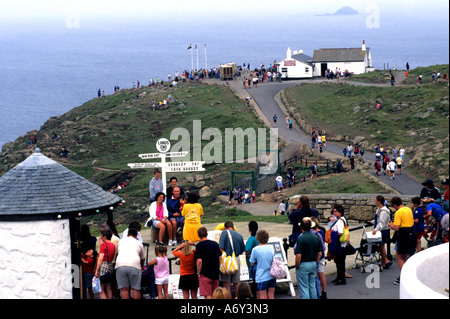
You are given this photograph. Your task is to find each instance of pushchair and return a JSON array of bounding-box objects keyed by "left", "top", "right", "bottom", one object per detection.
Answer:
[
  {"left": 353, "top": 226, "right": 383, "bottom": 273},
  {"left": 141, "top": 242, "right": 157, "bottom": 299}
]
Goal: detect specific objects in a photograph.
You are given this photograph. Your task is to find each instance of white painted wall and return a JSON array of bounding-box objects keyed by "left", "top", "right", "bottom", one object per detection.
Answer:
[
  {"left": 279, "top": 59, "right": 313, "bottom": 79},
  {"left": 400, "top": 243, "right": 449, "bottom": 299},
  {"left": 313, "top": 61, "right": 367, "bottom": 76},
  {"left": 0, "top": 220, "right": 73, "bottom": 299}
]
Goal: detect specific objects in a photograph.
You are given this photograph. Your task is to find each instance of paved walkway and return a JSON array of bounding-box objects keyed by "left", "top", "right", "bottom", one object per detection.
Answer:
[{"left": 209, "top": 73, "right": 423, "bottom": 196}]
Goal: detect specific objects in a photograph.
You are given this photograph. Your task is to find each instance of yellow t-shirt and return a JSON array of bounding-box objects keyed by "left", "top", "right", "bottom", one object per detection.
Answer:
[
  {"left": 182, "top": 203, "right": 204, "bottom": 242},
  {"left": 393, "top": 206, "right": 414, "bottom": 228},
  {"left": 396, "top": 157, "right": 403, "bottom": 165}
]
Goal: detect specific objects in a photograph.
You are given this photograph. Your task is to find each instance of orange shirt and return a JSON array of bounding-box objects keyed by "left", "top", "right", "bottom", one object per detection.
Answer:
[{"left": 173, "top": 250, "right": 196, "bottom": 276}]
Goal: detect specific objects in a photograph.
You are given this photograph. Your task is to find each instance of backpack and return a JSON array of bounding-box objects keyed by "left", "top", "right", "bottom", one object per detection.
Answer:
[
  {"left": 270, "top": 258, "right": 287, "bottom": 279},
  {"left": 325, "top": 218, "right": 340, "bottom": 244}
]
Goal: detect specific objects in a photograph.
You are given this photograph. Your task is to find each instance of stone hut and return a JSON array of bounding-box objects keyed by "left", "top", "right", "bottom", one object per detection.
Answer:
[{"left": 0, "top": 149, "right": 121, "bottom": 299}]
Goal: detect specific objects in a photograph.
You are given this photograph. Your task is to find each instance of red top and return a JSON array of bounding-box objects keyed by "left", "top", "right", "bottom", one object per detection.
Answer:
[
  {"left": 81, "top": 254, "right": 95, "bottom": 273},
  {"left": 100, "top": 241, "right": 116, "bottom": 262}
]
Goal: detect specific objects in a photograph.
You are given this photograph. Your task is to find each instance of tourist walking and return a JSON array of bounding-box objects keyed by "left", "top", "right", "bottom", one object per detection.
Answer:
[
  {"left": 371, "top": 196, "right": 393, "bottom": 269},
  {"left": 245, "top": 221, "right": 259, "bottom": 297},
  {"left": 148, "top": 244, "right": 170, "bottom": 299},
  {"left": 181, "top": 192, "right": 204, "bottom": 243},
  {"left": 328, "top": 205, "right": 348, "bottom": 285},
  {"left": 95, "top": 228, "right": 116, "bottom": 299},
  {"left": 388, "top": 197, "right": 416, "bottom": 285},
  {"left": 173, "top": 241, "right": 199, "bottom": 299},
  {"left": 195, "top": 227, "right": 223, "bottom": 299},
  {"left": 219, "top": 221, "right": 245, "bottom": 299},
  {"left": 115, "top": 228, "right": 145, "bottom": 299},
  {"left": 295, "top": 219, "right": 322, "bottom": 299},
  {"left": 249, "top": 230, "right": 276, "bottom": 299}
]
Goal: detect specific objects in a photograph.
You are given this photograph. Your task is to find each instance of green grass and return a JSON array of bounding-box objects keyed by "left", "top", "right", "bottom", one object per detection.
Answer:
[
  {"left": 404, "top": 64, "right": 450, "bottom": 85},
  {"left": 1, "top": 82, "right": 271, "bottom": 226},
  {"left": 284, "top": 74, "right": 449, "bottom": 148},
  {"left": 349, "top": 70, "right": 392, "bottom": 84},
  {"left": 283, "top": 169, "right": 392, "bottom": 196}
]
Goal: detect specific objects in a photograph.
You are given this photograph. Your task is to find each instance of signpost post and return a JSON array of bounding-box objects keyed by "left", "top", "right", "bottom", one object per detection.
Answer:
[{"left": 128, "top": 139, "right": 205, "bottom": 197}]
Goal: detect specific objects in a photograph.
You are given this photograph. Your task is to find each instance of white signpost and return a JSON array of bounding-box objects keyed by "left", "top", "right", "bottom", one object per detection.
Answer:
[{"left": 128, "top": 139, "right": 205, "bottom": 197}]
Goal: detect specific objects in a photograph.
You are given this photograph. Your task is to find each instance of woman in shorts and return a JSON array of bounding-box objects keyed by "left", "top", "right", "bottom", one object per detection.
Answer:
[
  {"left": 173, "top": 241, "right": 199, "bottom": 299},
  {"left": 249, "top": 230, "right": 276, "bottom": 299}
]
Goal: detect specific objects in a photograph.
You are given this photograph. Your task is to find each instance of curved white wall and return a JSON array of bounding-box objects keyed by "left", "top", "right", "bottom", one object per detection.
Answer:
[
  {"left": 0, "top": 220, "right": 73, "bottom": 299},
  {"left": 400, "top": 243, "right": 449, "bottom": 299}
]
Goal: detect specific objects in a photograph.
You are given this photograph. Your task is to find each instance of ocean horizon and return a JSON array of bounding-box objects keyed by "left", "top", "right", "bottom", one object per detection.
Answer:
[{"left": 0, "top": 12, "right": 449, "bottom": 150}]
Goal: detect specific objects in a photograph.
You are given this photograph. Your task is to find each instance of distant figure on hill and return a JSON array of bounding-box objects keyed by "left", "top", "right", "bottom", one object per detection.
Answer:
[{"left": 61, "top": 146, "right": 69, "bottom": 158}]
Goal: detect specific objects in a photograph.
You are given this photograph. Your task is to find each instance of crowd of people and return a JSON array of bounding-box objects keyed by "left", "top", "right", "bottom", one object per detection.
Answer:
[
  {"left": 223, "top": 187, "right": 256, "bottom": 208},
  {"left": 373, "top": 144, "right": 406, "bottom": 179},
  {"left": 81, "top": 169, "right": 448, "bottom": 300}
]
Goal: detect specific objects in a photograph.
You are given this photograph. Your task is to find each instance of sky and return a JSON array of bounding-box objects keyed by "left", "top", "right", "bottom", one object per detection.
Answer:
[{"left": 1, "top": 0, "right": 448, "bottom": 29}]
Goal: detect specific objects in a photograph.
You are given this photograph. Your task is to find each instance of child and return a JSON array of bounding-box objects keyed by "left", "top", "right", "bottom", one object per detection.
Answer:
[
  {"left": 245, "top": 221, "right": 259, "bottom": 297},
  {"left": 81, "top": 248, "right": 96, "bottom": 299},
  {"left": 251, "top": 191, "right": 256, "bottom": 203},
  {"left": 148, "top": 244, "right": 170, "bottom": 299},
  {"left": 179, "top": 194, "right": 186, "bottom": 211},
  {"left": 411, "top": 197, "right": 425, "bottom": 252},
  {"left": 173, "top": 241, "right": 198, "bottom": 299}
]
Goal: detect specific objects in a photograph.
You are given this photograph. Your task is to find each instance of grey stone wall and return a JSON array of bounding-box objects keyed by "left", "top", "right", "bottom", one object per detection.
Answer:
[{"left": 289, "top": 194, "right": 415, "bottom": 222}]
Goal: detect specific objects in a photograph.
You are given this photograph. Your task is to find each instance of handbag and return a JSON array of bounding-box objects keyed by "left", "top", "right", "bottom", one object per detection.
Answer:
[
  {"left": 344, "top": 243, "right": 356, "bottom": 256},
  {"left": 99, "top": 243, "right": 113, "bottom": 284},
  {"left": 220, "top": 230, "right": 239, "bottom": 275},
  {"left": 270, "top": 257, "right": 286, "bottom": 279},
  {"left": 340, "top": 219, "right": 350, "bottom": 243}
]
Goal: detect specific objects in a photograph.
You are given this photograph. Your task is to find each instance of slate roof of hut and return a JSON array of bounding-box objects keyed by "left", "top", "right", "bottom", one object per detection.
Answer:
[
  {"left": 0, "top": 149, "right": 121, "bottom": 220},
  {"left": 312, "top": 48, "right": 370, "bottom": 62}
]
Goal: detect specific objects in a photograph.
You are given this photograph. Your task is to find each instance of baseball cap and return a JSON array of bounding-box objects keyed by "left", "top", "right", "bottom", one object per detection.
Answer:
[
  {"left": 441, "top": 179, "right": 449, "bottom": 185},
  {"left": 422, "top": 179, "right": 434, "bottom": 186}
]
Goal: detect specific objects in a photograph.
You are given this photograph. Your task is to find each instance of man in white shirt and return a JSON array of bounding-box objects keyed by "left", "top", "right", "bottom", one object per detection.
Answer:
[
  {"left": 276, "top": 175, "right": 283, "bottom": 192},
  {"left": 388, "top": 159, "right": 396, "bottom": 180},
  {"left": 115, "top": 228, "right": 145, "bottom": 299},
  {"left": 399, "top": 147, "right": 405, "bottom": 162}
]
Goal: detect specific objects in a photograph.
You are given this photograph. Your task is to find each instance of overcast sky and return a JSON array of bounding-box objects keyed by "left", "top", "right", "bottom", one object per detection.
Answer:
[{"left": 1, "top": 0, "right": 448, "bottom": 26}]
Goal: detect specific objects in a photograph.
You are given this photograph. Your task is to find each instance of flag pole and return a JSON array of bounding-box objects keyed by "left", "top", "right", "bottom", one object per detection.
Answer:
[
  {"left": 204, "top": 43, "right": 208, "bottom": 71},
  {"left": 196, "top": 44, "right": 199, "bottom": 71},
  {"left": 190, "top": 44, "right": 194, "bottom": 71}
]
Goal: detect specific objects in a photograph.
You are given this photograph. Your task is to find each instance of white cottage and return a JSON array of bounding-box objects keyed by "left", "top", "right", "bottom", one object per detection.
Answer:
[
  {"left": 277, "top": 48, "right": 313, "bottom": 79},
  {"left": 0, "top": 149, "right": 121, "bottom": 299},
  {"left": 312, "top": 40, "right": 374, "bottom": 77}
]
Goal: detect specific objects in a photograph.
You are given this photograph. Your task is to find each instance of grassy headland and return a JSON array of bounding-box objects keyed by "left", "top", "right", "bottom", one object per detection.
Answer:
[
  {"left": 283, "top": 65, "right": 449, "bottom": 182},
  {"left": 0, "top": 82, "right": 270, "bottom": 225}
]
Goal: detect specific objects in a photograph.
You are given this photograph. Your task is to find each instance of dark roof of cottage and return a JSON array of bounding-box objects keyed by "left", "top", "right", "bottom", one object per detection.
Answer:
[
  {"left": 0, "top": 149, "right": 121, "bottom": 221},
  {"left": 291, "top": 53, "right": 313, "bottom": 63},
  {"left": 312, "top": 48, "right": 370, "bottom": 63}
]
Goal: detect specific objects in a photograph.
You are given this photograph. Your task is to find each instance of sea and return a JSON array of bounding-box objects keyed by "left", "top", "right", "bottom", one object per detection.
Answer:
[{"left": 0, "top": 13, "right": 449, "bottom": 151}]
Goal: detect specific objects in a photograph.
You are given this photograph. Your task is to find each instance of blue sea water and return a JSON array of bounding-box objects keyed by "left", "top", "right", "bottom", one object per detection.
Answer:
[{"left": 0, "top": 13, "right": 448, "bottom": 150}]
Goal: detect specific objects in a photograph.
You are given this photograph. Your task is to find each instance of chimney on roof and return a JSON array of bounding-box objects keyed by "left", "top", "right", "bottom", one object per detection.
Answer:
[
  {"left": 362, "top": 40, "right": 367, "bottom": 51},
  {"left": 287, "top": 47, "right": 292, "bottom": 59}
]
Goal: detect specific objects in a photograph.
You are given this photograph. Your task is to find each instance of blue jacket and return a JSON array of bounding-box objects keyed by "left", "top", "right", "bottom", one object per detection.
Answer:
[{"left": 327, "top": 231, "right": 343, "bottom": 256}]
